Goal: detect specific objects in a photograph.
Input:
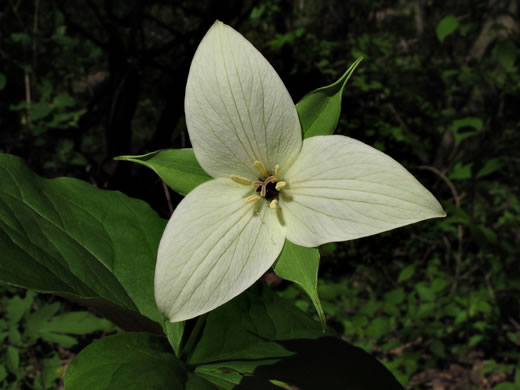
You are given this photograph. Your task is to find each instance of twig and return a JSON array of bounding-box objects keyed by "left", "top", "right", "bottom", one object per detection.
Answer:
[
  {"left": 32, "top": 0, "right": 40, "bottom": 81},
  {"left": 8, "top": 0, "right": 26, "bottom": 30},
  {"left": 417, "top": 165, "right": 460, "bottom": 207},
  {"left": 418, "top": 165, "right": 464, "bottom": 293},
  {"left": 162, "top": 180, "right": 173, "bottom": 215},
  {"left": 24, "top": 72, "right": 32, "bottom": 129}
]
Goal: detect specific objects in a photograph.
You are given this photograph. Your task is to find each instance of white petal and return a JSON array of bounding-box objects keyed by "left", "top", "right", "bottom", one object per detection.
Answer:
[
  {"left": 185, "top": 21, "right": 302, "bottom": 179},
  {"left": 155, "top": 178, "right": 286, "bottom": 322},
  {"left": 280, "top": 136, "right": 445, "bottom": 247}
]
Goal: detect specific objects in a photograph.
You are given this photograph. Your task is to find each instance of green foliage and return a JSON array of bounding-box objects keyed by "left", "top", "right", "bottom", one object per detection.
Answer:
[
  {"left": 0, "top": 284, "right": 112, "bottom": 389},
  {"left": 1, "top": 0, "right": 519, "bottom": 388},
  {"left": 0, "top": 151, "right": 405, "bottom": 388},
  {"left": 65, "top": 286, "right": 403, "bottom": 389}
]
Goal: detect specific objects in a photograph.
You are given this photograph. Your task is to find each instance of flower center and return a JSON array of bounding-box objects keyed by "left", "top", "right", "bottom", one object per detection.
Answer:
[
  {"left": 256, "top": 178, "right": 279, "bottom": 200},
  {"left": 230, "top": 160, "right": 286, "bottom": 209}
]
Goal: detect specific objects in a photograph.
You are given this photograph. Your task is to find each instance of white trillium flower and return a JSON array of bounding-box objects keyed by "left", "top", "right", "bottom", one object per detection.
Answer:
[{"left": 155, "top": 21, "right": 445, "bottom": 322}]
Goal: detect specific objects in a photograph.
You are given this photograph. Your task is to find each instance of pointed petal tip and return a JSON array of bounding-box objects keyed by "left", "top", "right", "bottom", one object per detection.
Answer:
[
  {"left": 185, "top": 19, "right": 302, "bottom": 179},
  {"left": 281, "top": 135, "right": 448, "bottom": 247}
]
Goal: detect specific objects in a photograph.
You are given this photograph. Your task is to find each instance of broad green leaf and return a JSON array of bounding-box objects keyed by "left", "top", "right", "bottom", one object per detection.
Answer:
[
  {"left": 191, "top": 285, "right": 403, "bottom": 389},
  {"left": 115, "top": 149, "right": 211, "bottom": 195},
  {"left": 273, "top": 240, "right": 325, "bottom": 329},
  {"left": 196, "top": 337, "right": 404, "bottom": 390},
  {"left": 297, "top": 57, "right": 363, "bottom": 138},
  {"left": 187, "top": 284, "right": 322, "bottom": 365},
  {"left": 185, "top": 373, "right": 219, "bottom": 390},
  {"left": 0, "top": 153, "right": 165, "bottom": 325},
  {"left": 64, "top": 332, "right": 187, "bottom": 390},
  {"left": 0, "top": 73, "right": 6, "bottom": 90},
  {"left": 436, "top": 15, "right": 459, "bottom": 42}
]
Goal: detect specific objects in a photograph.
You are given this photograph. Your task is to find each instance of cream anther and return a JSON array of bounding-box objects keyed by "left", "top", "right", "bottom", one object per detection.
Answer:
[
  {"left": 230, "top": 175, "right": 252, "bottom": 185},
  {"left": 245, "top": 194, "right": 261, "bottom": 204},
  {"left": 275, "top": 181, "right": 286, "bottom": 191},
  {"left": 274, "top": 164, "right": 280, "bottom": 178},
  {"left": 253, "top": 160, "right": 268, "bottom": 178},
  {"left": 269, "top": 199, "right": 278, "bottom": 209}
]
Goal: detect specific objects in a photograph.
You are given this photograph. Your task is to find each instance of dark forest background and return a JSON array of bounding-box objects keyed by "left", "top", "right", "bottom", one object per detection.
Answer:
[{"left": 1, "top": 0, "right": 519, "bottom": 389}]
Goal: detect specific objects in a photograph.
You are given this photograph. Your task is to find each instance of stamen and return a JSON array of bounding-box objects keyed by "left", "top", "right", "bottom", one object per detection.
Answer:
[
  {"left": 269, "top": 199, "right": 278, "bottom": 209},
  {"left": 254, "top": 160, "right": 268, "bottom": 178},
  {"left": 275, "top": 181, "right": 286, "bottom": 191},
  {"left": 245, "top": 194, "right": 261, "bottom": 204},
  {"left": 230, "top": 175, "right": 252, "bottom": 186},
  {"left": 274, "top": 164, "right": 280, "bottom": 178},
  {"left": 260, "top": 184, "right": 267, "bottom": 197},
  {"left": 264, "top": 176, "right": 276, "bottom": 185}
]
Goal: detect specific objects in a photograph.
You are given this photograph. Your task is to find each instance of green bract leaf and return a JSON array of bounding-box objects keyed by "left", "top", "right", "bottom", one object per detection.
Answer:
[
  {"left": 297, "top": 57, "right": 363, "bottom": 138},
  {"left": 164, "top": 320, "right": 185, "bottom": 357},
  {"left": 0, "top": 153, "right": 165, "bottom": 326},
  {"left": 273, "top": 240, "right": 325, "bottom": 329},
  {"left": 115, "top": 149, "right": 211, "bottom": 195},
  {"left": 436, "top": 15, "right": 459, "bottom": 42},
  {"left": 64, "top": 332, "right": 187, "bottom": 390}
]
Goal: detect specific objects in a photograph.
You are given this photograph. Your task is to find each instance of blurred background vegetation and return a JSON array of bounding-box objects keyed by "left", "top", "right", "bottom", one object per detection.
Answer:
[{"left": 0, "top": 0, "right": 519, "bottom": 389}]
